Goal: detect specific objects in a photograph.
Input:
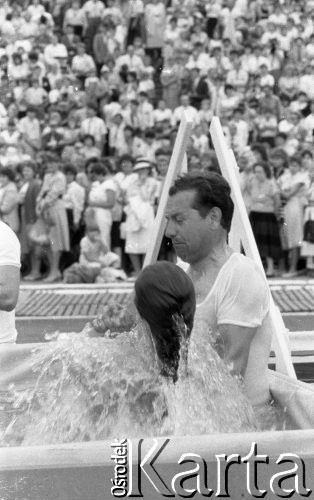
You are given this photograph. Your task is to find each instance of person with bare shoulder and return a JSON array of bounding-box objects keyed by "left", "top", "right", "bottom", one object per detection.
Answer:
[
  {"left": 0, "top": 221, "right": 21, "bottom": 343},
  {"left": 165, "top": 172, "right": 272, "bottom": 407}
]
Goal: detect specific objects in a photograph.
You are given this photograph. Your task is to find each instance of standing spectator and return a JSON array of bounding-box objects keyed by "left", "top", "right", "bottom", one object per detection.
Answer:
[
  {"left": 62, "top": 164, "right": 85, "bottom": 263},
  {"left": 278, "top": 155, "right": 310, "bottom": 277},
  {"left": 246, "top": 161, "right": 282, "bottom": 276},
  {"left": 124, "top": 159, "right": 157, "bottom": 276},
  {"left": 80, "top": 104, "right": 107, "bottom": 153},
  {"left": 137, "top": 91, "right": 154, "bottom": 131},
  {"left": 144, "top": 0, "right": 166, "bottom": 62},
  {"left": 19, "top": 162, "right": 42, "bottom": 281},
  {"left": 71, "top": 43, "right": 96, "bottom": 83},
  {"left": 93, "top": 23, "right": 110, "bottom": 74},
  {"left": 63, "top": 0, "right": 86, "bottom": 37},
  {"left": 113, "top": 154, "right": 137, "bottom": 259},
  {"left": 18, "top": 106, "right": 42, "bottom": 158},
  {"left": 160, "top": 57, "right": 181, "bottom": 111},
  {"left": 36, "top": 154, "right": 70, "bottom": 282},
  {"left": 301, "top": 166, "right": 314, "bottom": 276},
  {"left": 87, "top": 161, "right": 116, "bottom": 249},
  {"left": 0, "top": 167, "right": 19, "bottom": 233}
]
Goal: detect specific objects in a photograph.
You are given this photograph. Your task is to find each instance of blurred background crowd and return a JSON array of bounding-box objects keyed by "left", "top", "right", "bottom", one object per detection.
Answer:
[{"left": 1, "top": 0, "right": 314, "bottom": 282}]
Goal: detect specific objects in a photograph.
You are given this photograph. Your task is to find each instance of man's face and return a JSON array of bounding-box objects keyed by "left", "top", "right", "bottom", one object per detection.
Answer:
[
  {"left": 156, "top": 154, "right": 169, "bottom": 177},
  {"left": 165, "top": 190, "right": 211, "bottom": 264}
]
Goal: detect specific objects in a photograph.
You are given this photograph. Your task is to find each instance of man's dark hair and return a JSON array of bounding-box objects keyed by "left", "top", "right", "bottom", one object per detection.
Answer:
[
  {"left": 63, "top": 164, "right": 77, "bottom": 177},
  {"left": 155, "top": 147, "right": 171, "bottom": 158},
  {"left": 90, "top": 162, "right": 107, "bottom": 177},
  {"left": 169, "top": 172, "right": 234, "bottom": 232}
]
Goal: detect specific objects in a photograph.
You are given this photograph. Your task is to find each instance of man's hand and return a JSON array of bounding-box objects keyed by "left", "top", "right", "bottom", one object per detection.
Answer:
[
  {"left": 0, "top": 266, "right": 20, "bottom": 312},
  {"left": 218, "top": 324, "right": 257, "bottom": 378}
]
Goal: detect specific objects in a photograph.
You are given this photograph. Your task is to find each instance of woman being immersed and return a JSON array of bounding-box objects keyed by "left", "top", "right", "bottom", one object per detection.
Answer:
[
  {"left": 2, "top": 262, "right": 259, "bottom": 446},
  {"left": 36, "top": 153, "right": 70, "bottom": 282}
]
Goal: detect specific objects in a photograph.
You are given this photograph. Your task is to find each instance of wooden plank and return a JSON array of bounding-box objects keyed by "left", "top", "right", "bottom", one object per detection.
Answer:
[
  {"left": 143, "top": 111, "right": 194, "bottom": 267},
  {"left": 227, "top": 149, "right": 242, "bottom": 253},
  {"left": 210, "top": 116, "right": 296, "bottom": 379}
]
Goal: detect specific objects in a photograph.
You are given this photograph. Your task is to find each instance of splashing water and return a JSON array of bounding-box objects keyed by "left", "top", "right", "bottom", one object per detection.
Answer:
[{"left": 0, "top": 315, "right": 286, "bottom": 447}]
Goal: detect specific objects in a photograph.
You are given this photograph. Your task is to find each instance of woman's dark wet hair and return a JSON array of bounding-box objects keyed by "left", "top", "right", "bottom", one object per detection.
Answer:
[
  {"left": 134, "top": 262, "right": 196, "bottom": 382},
  {"left": 169, "top": 172, "right": 234, "bottom": 233}
]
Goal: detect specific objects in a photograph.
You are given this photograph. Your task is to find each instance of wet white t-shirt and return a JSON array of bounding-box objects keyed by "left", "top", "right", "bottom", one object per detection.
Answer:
[
  {"left": 0, "top": 221, "right": 21, "bottom": 343},
  {"left": 191, "top": 253, "right": 272, "bottom": 406}
]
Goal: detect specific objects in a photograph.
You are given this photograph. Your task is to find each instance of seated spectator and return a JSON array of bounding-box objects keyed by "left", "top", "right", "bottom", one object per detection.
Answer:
[
  {"left": 79, "top": 134, "right": 101, "bottom": 160},
  {"left": 63, "top": 219, "right": 125, "bottom": 284}
]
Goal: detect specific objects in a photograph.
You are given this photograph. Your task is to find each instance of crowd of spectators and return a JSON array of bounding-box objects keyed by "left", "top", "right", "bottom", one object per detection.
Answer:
[{"left": 1, "top": 0, "right": 314, "bottom": 281}]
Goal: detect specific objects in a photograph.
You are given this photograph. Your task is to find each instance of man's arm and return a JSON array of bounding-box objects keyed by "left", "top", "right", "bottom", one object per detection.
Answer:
[
  {"left": 0, "top": 266, "right": 20, "bottom": 312},
  {"left": 218, "top": 324, "right": 257, "bottom": 378}
]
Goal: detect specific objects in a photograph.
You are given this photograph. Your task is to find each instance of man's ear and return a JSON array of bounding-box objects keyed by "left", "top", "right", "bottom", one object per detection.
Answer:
[{"left": 207, "top": 206, "right": 222, "bottom": 229}]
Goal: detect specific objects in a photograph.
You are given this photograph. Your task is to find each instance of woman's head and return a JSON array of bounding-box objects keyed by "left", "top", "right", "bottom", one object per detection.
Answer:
[
  {"left": 253, "top": 161, "right": 272, "bottom": 180},
  {"left": 134, "top": 262, "right": 196, "bottom": 381},
  {"left": 22, "top": 162, "right": 36, "bottom": 181},
  {"left": 45, "top": 153, "right": 60, "bottom": 174},
  {"left": 0, "top": 167, "right": 15, "bottom": 186},
  {"left": 289, "top": 155, "right": 301, "bottom": 174}
]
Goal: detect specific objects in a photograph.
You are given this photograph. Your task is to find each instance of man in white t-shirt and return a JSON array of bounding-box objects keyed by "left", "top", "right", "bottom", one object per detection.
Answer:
[
  {"left": 165, "top": 172, "right": 272, "bottom": 407},
  {"left": 0, "top": 221, "right": 21, "bottom": 343}
]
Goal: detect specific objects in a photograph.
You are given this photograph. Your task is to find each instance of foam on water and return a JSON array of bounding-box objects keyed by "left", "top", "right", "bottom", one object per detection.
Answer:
[{"left": 0, "top": 318, "right": 288, "bottom": 447}]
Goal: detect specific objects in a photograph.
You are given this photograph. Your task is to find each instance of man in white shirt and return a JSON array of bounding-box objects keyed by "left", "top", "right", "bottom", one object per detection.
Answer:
[
  {"left": 165, "top": 172, "right": 272, "bottom": 407},
  {"left": 80, "top": 104, "right": 107, "bottom": 153},
  {"left": 0, "top": 221, "right": 20, "bottom": 343},
  {"left": 82, "top": 0, "right": 105, "bottom": 19},
  {"left": 44, "top": 34, "right": 68, "bottom": 67},
  {"left": 115, "top": 44, "right": 144, "bottom": 74},
  {"left": 301, "top": 101, "right": 314, "bottom": 144},
  {"left": 172, "top": 95, "right": 198, "bottom": 126},
  {"left": 137, "top": 92, "right": 154, "bottom": 131}
]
